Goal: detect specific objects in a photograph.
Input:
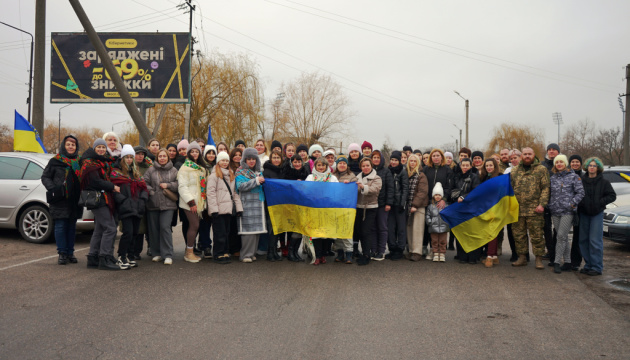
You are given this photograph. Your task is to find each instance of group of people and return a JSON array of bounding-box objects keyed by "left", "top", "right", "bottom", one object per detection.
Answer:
[{"left": 41, "top": 134, "right": 615, "bottom": 275}]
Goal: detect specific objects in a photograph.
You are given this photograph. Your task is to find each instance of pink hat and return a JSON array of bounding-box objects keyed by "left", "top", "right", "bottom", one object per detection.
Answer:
[
  {"left": 177, "top": 139, "right": 189, "bottom": 151},
  {"left": 348, "top": 143, "right": 361, "bottom": 153}
]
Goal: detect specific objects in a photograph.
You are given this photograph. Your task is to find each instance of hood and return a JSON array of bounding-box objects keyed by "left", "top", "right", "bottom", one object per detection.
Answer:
[
  {"left": 59, "top": 135, "right": 80, "bottom": 158},
  {"left": 241, "top": 147, "right": 261, "bottom": 171},
  {"left": 155, "top": 160, "right": 174, "bottom": 171}
]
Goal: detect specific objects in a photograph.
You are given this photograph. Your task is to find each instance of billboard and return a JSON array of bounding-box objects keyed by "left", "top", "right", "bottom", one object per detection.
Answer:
[{"left": 50, "top": 32, "right": 191, "bottom": 103}]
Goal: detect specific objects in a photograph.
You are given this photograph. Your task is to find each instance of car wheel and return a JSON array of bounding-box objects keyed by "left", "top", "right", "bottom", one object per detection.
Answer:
[{"left": 18, "top": 205, "right": 53, "bottom": 244}]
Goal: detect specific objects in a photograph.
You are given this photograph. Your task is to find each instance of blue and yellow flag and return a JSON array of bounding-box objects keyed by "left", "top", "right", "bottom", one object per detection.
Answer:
[
  {"left": 440, "top": 174, "right": 518, "bottom": 253},
  {"left": 262, "top": 179, "right": 357, "bottom": 239},
  {"left": 14, "top": 110, "right": 47, "bottom": 153}
]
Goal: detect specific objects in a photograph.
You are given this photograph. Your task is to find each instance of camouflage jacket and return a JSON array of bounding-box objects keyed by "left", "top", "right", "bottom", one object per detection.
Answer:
[{"left": 510, "top": 158, "right": 550, "bottom": 216}]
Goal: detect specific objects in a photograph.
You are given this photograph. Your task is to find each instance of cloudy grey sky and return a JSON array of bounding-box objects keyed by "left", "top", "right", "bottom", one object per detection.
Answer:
[{"left": 1, "top": 0, "right": 629, "bottom": 151}]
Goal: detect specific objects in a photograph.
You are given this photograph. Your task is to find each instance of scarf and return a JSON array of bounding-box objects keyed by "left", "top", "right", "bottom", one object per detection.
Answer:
[
  {"left": 109, "top": 167, "right": 148, "bottom": 199},
  {"left": 182, "top": 159, "right": 207, "bottom": 202},
  {"left": 79, "top": 155, "right": 115, "bottom": 215},
  {"left": 407, "top": 172, "right": 419, "bottom": 214},
  {"left": 55, "top": 153, "right": 81, "bottom": 197},
  {"left": 236, "top": 166, "right": 265, "bottom": 202},
  {"left": 310, "top": 168, "right": 333, "bottom": 182},
  {"left": 389, "top": 164, "right": 403, "bottom": 175},
  {"left": 348, "top": 156, "right": 362, "bottom": 174}
]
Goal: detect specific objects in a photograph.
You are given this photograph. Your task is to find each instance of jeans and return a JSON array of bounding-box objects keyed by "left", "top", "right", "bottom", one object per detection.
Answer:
[
  {"left": 54, "top": 218, "right": 77, "bottom": 255},
  {"left": 579, "top": 212, "right": 604, "bottom": 273},
  {"left": 199, "top": 218, "right": 212, "bottom": 250},
  {"left": 387, "top": 206, "right": 407, "bottom": 251},
  {"left": 119, "top": 217, "right": 140, "bottom": 257}
]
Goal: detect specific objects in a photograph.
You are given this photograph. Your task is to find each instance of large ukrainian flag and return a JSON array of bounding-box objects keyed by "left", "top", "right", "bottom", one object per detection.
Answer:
[
  {"left": 262, "top": 179, "right": 357, "bottom": 239},
  {"left": 440, "top": 174, "right": 518, "bottom": 253},
  {"left": 14, "top": 110, "right": 47, "bottom": 153}
]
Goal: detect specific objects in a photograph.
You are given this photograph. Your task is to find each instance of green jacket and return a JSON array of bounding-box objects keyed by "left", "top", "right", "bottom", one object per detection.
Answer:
[{"left": 510, "top": 158, "right": 550, "bottom": 216}]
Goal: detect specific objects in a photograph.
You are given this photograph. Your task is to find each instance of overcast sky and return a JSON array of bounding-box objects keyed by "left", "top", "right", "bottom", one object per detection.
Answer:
[{"left": 2, "top": 0, "right": 629, "bottom": 152}]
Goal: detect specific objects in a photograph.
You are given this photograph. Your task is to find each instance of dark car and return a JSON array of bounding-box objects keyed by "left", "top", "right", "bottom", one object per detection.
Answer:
[{"left": 603, "top": 204, "right": 630, "bottom": 245}]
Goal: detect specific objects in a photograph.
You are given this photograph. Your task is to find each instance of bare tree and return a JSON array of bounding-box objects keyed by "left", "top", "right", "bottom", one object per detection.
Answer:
[
  {"left": 282, "top": 72, "right": 353, "bottom": 146},
  {"left": 594, "top": 127, "right": 623, "bottom": 165},
  {"left": 0, "top": 124, "right": 14, "bottom": 152},
  {"left": 485, "top": 123, "right": 546, "bottom": 159},
  {"left": 560, "top": 118, "right": 598, "bottom": 157}
]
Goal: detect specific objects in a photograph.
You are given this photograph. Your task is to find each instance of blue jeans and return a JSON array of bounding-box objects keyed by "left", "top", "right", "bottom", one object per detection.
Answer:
[
  {"left": 55, "top": 218, "right": 77, "bottom": 255},
  {"left": 579, "top": 212, "right": 604, "bottom": 273}
]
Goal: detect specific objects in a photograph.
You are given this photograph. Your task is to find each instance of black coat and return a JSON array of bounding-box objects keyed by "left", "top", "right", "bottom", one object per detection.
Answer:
[
  {"left": 578, "top": 173, "right": 616, "bottom": 216},
  {"left": 173, "top": 155, "right": 186, "bottom": 170},
  {"left": 112, "top": 164, "right": 148, "bottom": 219},
  {"left": 281, "top": 163, "right": 309, "bottom": 181},
  {"left": 452, "top": 170, "right": 480, "bottom": 202},
  {"left": 375, "top": 164, "right": 395, "bottom": 207},
  {"left": 389, "top": 165, "right": 409, "bottom": 208},
  {"left": 263, "top": 161, "right": 282, "bottom": 179},
  {"left": 423, "top": 164, "right": 454, "bottom": 202},
  {"left": 41, "top": 138, "right": 82, "bottom": 219},
  {"left": 79, "top": 148, "right": 115, "bottom": 209}
]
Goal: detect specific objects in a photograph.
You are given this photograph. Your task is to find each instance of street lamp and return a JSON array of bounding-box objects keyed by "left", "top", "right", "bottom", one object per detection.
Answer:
[
  {"left": 450, "top": 135, "right": 458, "bottom": 153},
  {"left": 0, "top": 21, "right": 34, "bottom": 123},
  {"left": 552, "top": 112, "right": 563, "bottom": 144},
  {"left": 112, "top": 120, "right": 127, "bottom": 132},
  {"left": 58, "top": 104, "right": 72, "bottom": 151},
  {"left": 454, "top": 91, "right": 469, "bottom": 148},
  {"left": 452, "top": 123, "right": 462, "bottom": 150}
]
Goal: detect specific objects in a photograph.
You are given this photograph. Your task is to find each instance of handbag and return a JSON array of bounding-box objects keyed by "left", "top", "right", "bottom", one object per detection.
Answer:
[
  {"left": 78, "top": 190, "right": 104, "bottom": 209},
  {"left": 46, "top": 183, "right": 66, "bottom": 204},
  {"left": 157, "top": 170, "right": 178, "bottom": 202},
  {"left": 222, "top": 177, "right": 237, "bottom": 216}
]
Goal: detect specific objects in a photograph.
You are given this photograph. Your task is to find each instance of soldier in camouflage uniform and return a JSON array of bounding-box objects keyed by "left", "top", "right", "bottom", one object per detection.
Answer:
[{"left": 510, "top": 147, "right": 550, "bottom": 269}]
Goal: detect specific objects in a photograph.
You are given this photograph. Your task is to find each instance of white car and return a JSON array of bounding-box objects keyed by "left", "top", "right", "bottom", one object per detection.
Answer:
[{"left": 0, "top": 152, "right": 94, "bottom": 243}]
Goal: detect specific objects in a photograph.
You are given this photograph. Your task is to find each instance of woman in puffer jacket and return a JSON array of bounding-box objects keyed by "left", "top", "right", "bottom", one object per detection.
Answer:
[
  {"left": 207, "top": 151, "right": 243, "bottom": 264},
  {"left": 110, "top": 145, "right": 149, "bottom": 269},
  {"left": 144, "top": 148, "right": 179, "bottom": 265},
  {"left": 177, "top": 141, "right": 207, "bottom": 263},
  {"left": 354, "top": 157, "right": 382, "bottom": 266},
  {"left": 549, "top": 155, "right": 584, "bottom": 274},
  {"left": 41, "top": 135, "right": 82, "bottom": 265}
]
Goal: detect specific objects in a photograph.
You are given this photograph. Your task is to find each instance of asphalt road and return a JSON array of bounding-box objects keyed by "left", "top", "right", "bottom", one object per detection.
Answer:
[{"left": 1, "top": 227, "right": 629, "bottom": 360}]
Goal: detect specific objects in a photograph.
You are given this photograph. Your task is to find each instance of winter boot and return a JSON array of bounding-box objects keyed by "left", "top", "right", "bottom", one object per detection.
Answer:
[
  {"left": 273, "top": 247, "right": 283, "bottom": 261},
  {"left": 535, "top": 256, "right": 544, "bottom": 270},
  {"left": 184, "top": 248, "right": 201, "bottom": 263},
  {"left": 86, "top": 254, "right": 99, "bottom": 269},
  {"left": 58, "top": 253, "right": 68, "bottom": 265},
  {"left": 267, "top": 249, "right": 276, "bottom": 262},
  {"left": 293, "top": 241, "right": 304, "bottom": 262},
  {"left": 345, "top": 251, "right": 353, "bottom": 264},
  {"left": 357, "top": 254, "right": 371, "bottom": 266},
  {"left": 67, "top": 253, "right": 78, "bottom": 264},
  {"left": 99, "top": 255, "right": 122, "bottom": 271},
  {"left": 287, "top": 239, "right": 298, "bottom": 262},
  {"left": 512, "top": 254, "right": 528, "bottom": 267},
  {"left": 554, "top": 263, "right": 562, "bottom": 274},
  {"left": 335, "top": 249, "right": 344, "bottom": 262}
]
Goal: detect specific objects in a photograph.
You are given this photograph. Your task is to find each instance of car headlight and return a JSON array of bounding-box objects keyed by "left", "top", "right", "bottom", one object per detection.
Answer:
[{"left": 615, "top": 216, "right": 629, "bottom": 224}]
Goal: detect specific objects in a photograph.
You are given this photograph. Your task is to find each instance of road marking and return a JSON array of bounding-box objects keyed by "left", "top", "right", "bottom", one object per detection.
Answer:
[{"left": 0, "top": 247, "right": 90, "bottom": 271}]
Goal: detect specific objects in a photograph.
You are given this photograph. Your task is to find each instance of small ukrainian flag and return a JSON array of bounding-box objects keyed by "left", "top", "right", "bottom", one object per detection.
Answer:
[
  {"left": 13, "top": 110, "right": 47, "bottom": 153},
  {"left": 262, "top": 179, "right": 357, "bottom": 239},
  {"left": 440, "top": 174, "right": 518, "bottom": 253}
]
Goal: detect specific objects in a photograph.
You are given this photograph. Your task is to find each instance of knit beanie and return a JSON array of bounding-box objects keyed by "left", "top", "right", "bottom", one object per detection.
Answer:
[
  {"left": 93, "top": 138, "right": 107, "bottom": 149},
  {"left": 348, "top": 143, "right": 361, "bottom": 154},
  {"left": 187, "top": 141, "right": 202, "bottom": 154},
  {"left": 297, "top": 144, "right": 309, "bottom": 153},
  {"left": 361, "top": 141, "right": 373, "bottom": 151},
  {"left": 270, "top": 140, "right": 282, "bottom": 151},
  {"left": 121, "top": 144, "right": 135, "bottom": 158},
  {"left": 204, "top": 145, "right": 217, "bottom": 157},
  {"left": 459, "top": 147, "right": 472, "bottom": 158},
  {"left": 133, "top": 146, "right": 148, "bottom": 155},
  {"left": 216, "top": 151, "right": 230, "bottom": 163},
  {"left": 177, "top": 139, "right": 189, "bottom": 151},
  {"left": 166, "top": 143, "right": 177, "bottom": 151},
  {"left": 309, "top": 144, "right": 324, "bottom": 157},
  {"left": 323, "top": 149, "right": 336, "bottom": 158},
  {"left": 471, "top": 151, "right": 484, "bottom": 160},
  {"left": 402, "top": 145, "right": 412, "bottom": 153},
  {"left": 390, "top": 150, "right": 402, "bottom": 162},
  {"left": 432, "top": 182, "right": 444, "bottom": 197},
  {"left": 444, "top": 151, "right": 454, "bottom": 159},
  {"left": 414, "top": 149, "right": 422, "bottom": 155},
  {"left": 235, "top": 139, "right": 246, "bottom": 148},
  {"left": 335, "top": 155, "right": 348, "bottom": 165},
  {"left": 569, "top": 154, "right": 582, "bottom": 165},
  {"left": 547, "top": 143, "right": 560, "bottom": 152},
  {"left": 553, "top": 154, "right": 568, "bottom": 167}
]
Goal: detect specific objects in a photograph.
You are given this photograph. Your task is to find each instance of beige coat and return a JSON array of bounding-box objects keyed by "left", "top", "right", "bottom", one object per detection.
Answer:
[
  {"left": 207, "top": 169, "right": 243, "bottom": 215},
  {"left": 177, "top": 162, "right": 207, "bottom": 216},
  {"left": 356, "top": 169, "right": 382, "bottom": 209}
]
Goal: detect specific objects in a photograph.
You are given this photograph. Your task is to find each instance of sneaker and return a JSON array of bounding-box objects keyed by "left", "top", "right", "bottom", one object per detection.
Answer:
[
  {"left": 252, "top": 256, "right": 257, "bottom": 261},
  {"left": 372, "top": 252, "right": 385, "bottom": 261},
  {"left": 433, "top": 254, "right": 439, "bottom": 262},
  {"left": 127, "top": 256, "right": 138, "bottom": 268},
  {"left": 152, "top": 256, "right": 163, "bottom": 262},
  {"left": 118, "top": 255, "right": 130, "bottom": 267},
  {"left": 203, "top": 248, "right": 213, "bottom": 259},
  {"left": 184, "top": 249, "right": 201, "bottom": 263},
  {"left": 439, "top": 253, "right": 445, "bottom": 262},
  {"left": 164, "top": 258, "right": 173, "bottom": 265},
  {"left": 313, "top": 258, "right": 321, "bottom": 266},
  {"left": 425, "top": 251, "right": 433, "bottom": 260},
  {"left": 587, "top": 270, "right": 602, "bottom": 276},
  {"left": 115, "top": 256, "right": 130, "bottom": 270},
  {"left": 242, "top": 258, "right": 253, "bottom": 263}
]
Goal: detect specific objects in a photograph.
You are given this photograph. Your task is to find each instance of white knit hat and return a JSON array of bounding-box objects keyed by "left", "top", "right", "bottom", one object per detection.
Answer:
[
  {"left": 432, "top": 182, "right": 444, "bottom": 197},
  {"left": 216, "top": 151, "right": 230, "bottom": 163},
  {"left": 121, "top": 144, "right": 135, "bottom": 158}
]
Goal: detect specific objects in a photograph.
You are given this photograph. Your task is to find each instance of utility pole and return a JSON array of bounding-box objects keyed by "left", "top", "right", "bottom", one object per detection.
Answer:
[
  {"left": 624, "top": 64, "right": 630, "bottom": 165},
  {"left": 68, "top": 0, "right": 152, "bottom": 144},
  {"left": 552, "top": 112, "right": 563, "bottom": 145},
  {"left": 179, "top": 0, "right": 195, "bottom": 140},
  {"left": 454, "top": 91, "right": 469, "bottom": 148},
  {"left": 32, "top": 0, "right": 46, "bottom": 136}
]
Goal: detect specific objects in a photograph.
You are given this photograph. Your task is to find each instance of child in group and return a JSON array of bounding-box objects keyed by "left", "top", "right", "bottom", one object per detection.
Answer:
[
  {"left": 308, "top": 144, "right": 324, "bottom": 171},
  {"left": 333, "top": 156, "right": 358, "bottom": 264},
  {"left": 296, "top": 144, "right": 310, "bottom": 174},
  {"left": 207, "top": 151, "right": 243, "bottom": 264},
  {"left": 425, "top": 182, "right": 449, "bottom": 262},
  {"left": 110, "top": 144, "right": 149, "bottom": 268},
  {"left": 306, "top": 157, "right": 339, "bottom": 265}
]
